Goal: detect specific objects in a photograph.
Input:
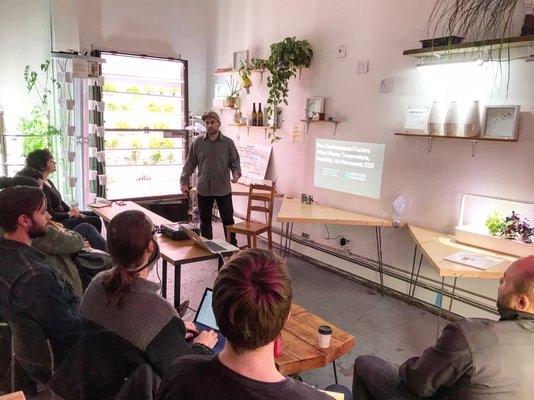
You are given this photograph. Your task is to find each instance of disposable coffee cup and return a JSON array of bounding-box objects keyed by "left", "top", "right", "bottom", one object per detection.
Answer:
[
  {"left": 318, "top": 325, "right": 332, "bottom": 348},
  {"left": 89, "top": 170, "right": 98, "bottom": 180},
  {"left": 88, "top": 147, "right": 97, "bottom": 157}
]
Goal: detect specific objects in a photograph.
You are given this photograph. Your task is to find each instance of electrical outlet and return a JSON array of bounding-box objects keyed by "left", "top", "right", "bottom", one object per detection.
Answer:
[
  {"left": 337, "top": 45, "right": 347, "bottom": 58},
  {"left": 357, "top": 60, "right": 369, "bottom": 74},
  {"left": 379, "top": 78, "right": 394, "bottom": 93},
  {"left": 302, "top": 232, "right": 310, "bottom": 239},
  {"left": 338, "top": 237, "right": 351, "bottom": 246}
]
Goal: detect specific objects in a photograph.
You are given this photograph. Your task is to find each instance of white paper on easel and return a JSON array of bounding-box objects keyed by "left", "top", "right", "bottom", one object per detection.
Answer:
[{"left": 444, "top": 251, "right": 504, "bottom": 270}]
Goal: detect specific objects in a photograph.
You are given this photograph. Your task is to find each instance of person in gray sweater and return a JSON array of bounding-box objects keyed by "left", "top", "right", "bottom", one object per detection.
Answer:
[
  {"left": 353, "top": 255, "right": 534, "bottom": 400},
  {"left": 81, "top": 210, "right": 218, "bottom": 376}
]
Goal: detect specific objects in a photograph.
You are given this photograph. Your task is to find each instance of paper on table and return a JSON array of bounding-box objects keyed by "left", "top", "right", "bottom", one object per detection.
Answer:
[
  {"left": 319, "top": 390, "right": 344, "bottom": 400},
  {"left": 444, "top": 251, "right": 504, "bottom": 270}
]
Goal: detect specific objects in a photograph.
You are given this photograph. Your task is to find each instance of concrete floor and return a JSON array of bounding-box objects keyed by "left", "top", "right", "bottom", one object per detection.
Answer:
[
  {"left": 148, "top": 222, "right": 443, "bottom": 391},
  {"left": 24, "top": 222, "right": 443, "bottom": 398}
]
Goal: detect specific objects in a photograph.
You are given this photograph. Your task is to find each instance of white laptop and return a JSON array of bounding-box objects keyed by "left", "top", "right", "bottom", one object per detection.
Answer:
[{"left": 180, "top": 224, "right": 239, "bottom": 254}]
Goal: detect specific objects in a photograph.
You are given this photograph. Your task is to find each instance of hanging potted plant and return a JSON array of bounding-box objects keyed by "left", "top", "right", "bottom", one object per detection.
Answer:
[
  {"left": 18, "top": 60, "right": 62, "bottom": 155},
  {"left": 253, "top": 37, "right": 313, "bottom": 142},
  {"left": 238, "top": 62, "right": 252, "bottom": 94}
]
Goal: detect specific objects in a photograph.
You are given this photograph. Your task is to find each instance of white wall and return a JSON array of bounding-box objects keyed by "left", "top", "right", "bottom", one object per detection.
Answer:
[
  {"left": 75, "top": 0, "right": 216, "bottom": 115},
  {"left": 0, "top": 0, "right": 51, "bottom": 132},
  {"left": 210, "top": 0, "right": 534, "bottom": 318}
]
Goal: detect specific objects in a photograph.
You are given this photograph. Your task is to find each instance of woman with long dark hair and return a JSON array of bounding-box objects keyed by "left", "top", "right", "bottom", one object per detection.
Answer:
[
  {"left": 80, "top": 210, "right": 217, "bottom": 376},
  {"left": 25, "top": 149, "right": 102, "bottom": 232}
]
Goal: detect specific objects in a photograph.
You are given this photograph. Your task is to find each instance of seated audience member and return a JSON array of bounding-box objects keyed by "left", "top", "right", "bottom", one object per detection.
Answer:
[
  {"left": 157, "top": 248, "right": 348, "bottom": 400},
  {"left": 0, "top": 176, "right": 108, "bottom": 297},
  {"left": 25, "top": 149, "right": 102, "bottom": 232},
  {"left": 14, "top": 169, "right": 106, "bottom": 250},
  {"left": 0, "top": 186, "right": 82, "bottom": 382},
  {"left": 80, "top": 210, "right": 217, "bottom": 376},
  {"left": 353, "top": 256, "right": 534, "bottom": 400}
]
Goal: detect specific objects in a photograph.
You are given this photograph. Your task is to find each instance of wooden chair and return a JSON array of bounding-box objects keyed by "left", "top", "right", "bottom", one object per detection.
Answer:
[{"left": 226, "top": 183, "right": 276, "bottom": 250}]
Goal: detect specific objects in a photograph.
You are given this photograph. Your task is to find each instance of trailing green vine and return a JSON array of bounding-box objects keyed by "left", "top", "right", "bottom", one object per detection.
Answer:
[{"left": 252, "top": 37, "right": 313, "bottom": 142}]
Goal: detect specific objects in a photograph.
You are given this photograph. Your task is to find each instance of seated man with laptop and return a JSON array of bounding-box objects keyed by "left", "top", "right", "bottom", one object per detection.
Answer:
[{"left": 157, "top": 248, "right": 341, "bottom": 400}]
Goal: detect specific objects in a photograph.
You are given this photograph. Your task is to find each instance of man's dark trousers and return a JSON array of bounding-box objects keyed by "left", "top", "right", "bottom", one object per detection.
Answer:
[{"left": 197, "top": 193, "right": 237, "bottom": 246}]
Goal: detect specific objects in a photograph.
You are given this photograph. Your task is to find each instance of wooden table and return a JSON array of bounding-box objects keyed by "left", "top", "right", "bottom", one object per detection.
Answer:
[
  {"left": 276, "top": 304, "right": 355, "bottom": 379},
  {"left": 0, "top": 392, "right": 26, "bottom": 400},
  {"left": 407, "top": 225, "right": 517, "bottom": 336},
  {"left": 276, "top": 197, "right": 396, "bottom": 293},
  {"left": 90, "top": 201, "right": 238, "bottom": 307}
]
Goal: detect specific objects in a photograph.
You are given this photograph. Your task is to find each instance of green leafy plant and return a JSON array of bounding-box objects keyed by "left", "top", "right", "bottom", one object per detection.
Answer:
[
  {"left": 252, "top": 37, "right": 313, "bottom": 142},
  {"left": 18, "top": 61, "right": 62, "bottom": 155},
  {"left": 103, "top": 82, "right": 117, "bottom": 92},
  {"left": 131, "top": 138, "right": 142, "bottom": 149},
  {"left": 131, "top": 150, "right": 140, "bottom": 162},
  {"left": 147, "top": 103, "right": 162, "bottom": 113},
  {"left": 105, "top": 138, "right": 119, "bottom": 148},
  {"left": 106, "top": 102, "right": 118, "bottom": 111},
  {"left": 162, "top": 104, "right": 174, "bottom": 113},
  {"left": 170, "top": 87, "right": 178, "bottom": 96},
  {"left": 238, "top": 61, "right": 252, "bottom": 94},
  {"left": 485, "top": 211, "right": 506, "bottom": 236},
  {"left": 151, "top": 151, "right": 162, "bottom": 163},
  {"left": 126, "top": 86, "right": 141, "bottom": 94},
  {"left": 115, "top": 121, "right": 130, "bottom": 129},
  {"left": 145, "top": 85, "right": 154, "bottom": 94}
]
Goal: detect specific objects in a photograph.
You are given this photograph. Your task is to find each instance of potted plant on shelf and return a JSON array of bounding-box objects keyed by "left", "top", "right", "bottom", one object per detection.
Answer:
[
  {"left": 225, "top": 76, "right": 241, "bottom": 108},
  {"left": 251, "top": 37, "right": 313, "bottom": 142},
  {"left": 238, "top": 62, "right": 252, "bottom": 94}
]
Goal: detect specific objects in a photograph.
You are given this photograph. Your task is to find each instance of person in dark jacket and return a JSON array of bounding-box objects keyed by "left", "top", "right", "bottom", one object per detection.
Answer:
[
  {"left": 353, "top": 255, "right": 534, "bottom": 400},
  {"left": 0, "top": 186, "right": 82, "bottom": 382},
  {"left": 80, "top": 210, "right": 217, "bottom": 376},
  {"left": 25, "top": 149, "right": 102, "bottom": 232}
]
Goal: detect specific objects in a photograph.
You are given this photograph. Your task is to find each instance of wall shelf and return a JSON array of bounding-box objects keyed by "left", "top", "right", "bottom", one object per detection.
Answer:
[
  {"left": 394, "top": 132, "right": 518, "bottom": 156},
  {"left": 229, "top": 123, "right": 276, "bottom": 139},
  {"left": 403, "top": 35, "right": 534, "bottom": 58},
  {"left": 300, "top": 119, "right": 344, "bottom": 135}
]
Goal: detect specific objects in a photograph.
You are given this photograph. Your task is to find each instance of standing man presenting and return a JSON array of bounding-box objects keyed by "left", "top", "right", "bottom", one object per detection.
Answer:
[{"left": 180, "top": 111, "right": 241, "bottom": 245}]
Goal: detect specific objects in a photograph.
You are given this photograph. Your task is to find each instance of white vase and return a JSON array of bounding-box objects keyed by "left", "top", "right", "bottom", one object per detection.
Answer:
[
  {"left": 427, "top": 101, "right": 441, "bottom": 135},
  {"left": 464, "top": 101, "right": 481, "bottom": 137},
  {"left": 444, "top": 101, "right": 459, "bottom": 136}
]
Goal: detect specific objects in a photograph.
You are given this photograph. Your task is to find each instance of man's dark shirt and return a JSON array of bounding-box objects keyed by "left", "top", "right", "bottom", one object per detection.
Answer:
[
  {"left": 180, "top": 133, "right": 241, "bottom": 197},
  {"left": 157, "top": 355, "right": 331, "bottom": 400},
  {"left": 0, "top": 239, "right": 82, "bottom": 364}
]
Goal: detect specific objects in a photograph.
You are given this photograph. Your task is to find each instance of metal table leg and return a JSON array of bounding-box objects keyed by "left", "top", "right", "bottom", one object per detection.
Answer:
[
  {"left": 280, "top": 222, "right": 285, "bottom": 257},
  {"left": 407, "top": 244, "right": 418, "bottom": 299},
  {"left": 332, "top": 360, "right": 339, "bottom": 385},
  {"left": 436, "top": 276, "right": 446, "bottom": 339},
  {"left": 375, "top": 226, "right": 384, "bottom": 295},
  {"left": 162, "top": 260, "right": 168, "bottom": 299},
  {"left": 447, "top": 277, "right": 458, "bottom": 320},
  {"left": 174, "top": 263, "right": 182, "bottom": 309},
  {"left": 408, "top": 253, "right": 424, "bottom": 304},
  {"left": 286, "top": 222, "right": 294, "bottom": 257}
]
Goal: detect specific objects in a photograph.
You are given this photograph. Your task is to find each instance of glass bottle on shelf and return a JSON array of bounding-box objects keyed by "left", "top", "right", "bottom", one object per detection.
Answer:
[
  {"left": 251, "top": 103, "right": 257, "bottom": 126},
  {"left": 257, "top": 103, "right": 264, "bottom": 127}
]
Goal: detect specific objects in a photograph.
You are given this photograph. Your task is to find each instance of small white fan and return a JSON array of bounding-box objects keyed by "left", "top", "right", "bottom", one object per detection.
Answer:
[
  {"left": 185, "top": 122, "right": 207, "bottom": 134},
  {"left": 392, "top": 195, "right": 409, "bottom": 227}
]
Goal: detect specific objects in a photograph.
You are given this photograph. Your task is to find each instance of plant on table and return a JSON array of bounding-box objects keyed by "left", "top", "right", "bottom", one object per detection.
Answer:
[
  {"left": 501, "top": 211, "right": 533, "bottom": 243},
  {"left": 251, "top": 37, "right": 313, "bottom": 142},
  {"left": 485, "top": 211, "right": 507, "bottom": 236}
]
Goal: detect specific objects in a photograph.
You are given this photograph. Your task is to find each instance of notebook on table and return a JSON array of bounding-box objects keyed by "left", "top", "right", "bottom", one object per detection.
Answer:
[{"left": 186, "top": 288, "right": 226, "bottom": 354}]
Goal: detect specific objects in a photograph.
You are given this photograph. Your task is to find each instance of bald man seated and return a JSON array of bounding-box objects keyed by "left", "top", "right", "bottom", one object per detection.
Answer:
[{"left": 353, "top": 256, "right": 534, "bottom": 400}]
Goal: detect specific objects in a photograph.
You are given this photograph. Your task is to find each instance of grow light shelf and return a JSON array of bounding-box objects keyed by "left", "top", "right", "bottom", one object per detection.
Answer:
[
  {"left": 394, "top": 132, "right": 517, "bottom": 142},
  {"left": 106, "top": 163, "right": 183, "bottom": 167},
  {"left": 403, "top": 35, "right": 534, "bottom": 58},
  {"left": 104, "top": 91, "right": 184, "bottom": 99},
  {"left": 105, "top": 73, "right": 184, "bottom": 83},
  {"left": 106, "top": 147, "right": 183, "bottom": 151}
]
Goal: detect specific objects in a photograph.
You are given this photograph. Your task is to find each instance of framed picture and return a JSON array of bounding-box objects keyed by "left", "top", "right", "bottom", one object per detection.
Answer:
[
  {"left": 404, "top": 105, "right": 430, "bottom": 134},
  {"left": 305, "top": 97, "right": 325, "bottom": 120},
  {"left": 233, "top": 50, "right": 249, "bottom": 70},
  {"left": 481, "top": 105, "right": 520, "bottom": 140}
]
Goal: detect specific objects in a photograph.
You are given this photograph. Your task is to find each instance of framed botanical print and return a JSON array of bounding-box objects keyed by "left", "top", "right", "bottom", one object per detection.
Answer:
[{"left": 481, "top": 105, "right": 520, "bottom": 140}]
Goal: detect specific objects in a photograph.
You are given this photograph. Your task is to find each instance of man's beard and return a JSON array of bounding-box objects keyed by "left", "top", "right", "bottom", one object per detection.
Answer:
[
  {"left": 28, "top": 220, "right": 47, "bottom": 239},
  {"left": 207, "top": 127, "right": 218, "bottom": 135}
]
